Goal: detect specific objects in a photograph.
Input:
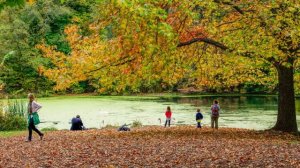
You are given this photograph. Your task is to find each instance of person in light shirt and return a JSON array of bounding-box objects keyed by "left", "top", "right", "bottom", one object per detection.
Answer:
[{"left": 26, "top": 93, "right": 44, "bottom": 142}]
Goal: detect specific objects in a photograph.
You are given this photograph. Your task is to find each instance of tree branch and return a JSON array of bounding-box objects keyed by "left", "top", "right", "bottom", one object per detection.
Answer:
[
  {"left": 177, "top": 37, "right": 229, "bottom": 50},
  {"left": 213, "top": 0, "right": 244, "bottom": 15},
  {"left": 177, "top": 37, "right": 279, "bottom": 64},
  {"left": 87, "top": 56, "right": 136, "bottom": 74}
]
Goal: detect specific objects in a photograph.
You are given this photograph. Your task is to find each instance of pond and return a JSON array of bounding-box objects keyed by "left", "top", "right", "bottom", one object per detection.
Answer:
[{"left": 35, "top": 95, "right": 300, "bottom": 130}]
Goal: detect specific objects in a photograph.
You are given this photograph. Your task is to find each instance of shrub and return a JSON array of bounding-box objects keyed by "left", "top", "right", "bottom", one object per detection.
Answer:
[
  {"left": 131, "top": 120, "right": 142, "bottom": 128},
  {"left": 0, "top": 114, "right": 27, "bottom": 131},
  {"left": 0, "top": 99, "right": 27, "bottom": 131}
]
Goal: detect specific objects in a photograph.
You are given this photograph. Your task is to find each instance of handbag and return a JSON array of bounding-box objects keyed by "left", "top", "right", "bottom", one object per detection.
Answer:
[{"left": 28, "top": 112, "right": 40, "bottom": 125}]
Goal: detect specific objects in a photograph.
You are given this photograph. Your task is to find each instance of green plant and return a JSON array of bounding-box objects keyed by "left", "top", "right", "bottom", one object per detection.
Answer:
[
  {"left": 131, "top": 120, "right": 142, "bottom": 128},
  {"left": 0, "top": 99, "right": 27, "bottom": 131},
  {"left": 7, "top": 99, "right": 27, "bottom": 117},
  {"left": 0, "top": 113, "right": 27, "bottom": 131}
]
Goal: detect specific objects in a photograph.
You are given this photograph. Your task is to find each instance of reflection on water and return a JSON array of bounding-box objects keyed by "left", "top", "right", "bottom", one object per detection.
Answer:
[{"left": 36, "top": 96, "right": 300, "bottom": 130}]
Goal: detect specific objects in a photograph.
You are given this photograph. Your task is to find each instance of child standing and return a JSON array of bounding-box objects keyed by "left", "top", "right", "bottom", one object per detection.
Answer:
[
  {"left": 196, "top": 109, "right": 203, "bottom": 128},
  {"left": 164, "top": 106, "right": 172, "bottom": 127}
]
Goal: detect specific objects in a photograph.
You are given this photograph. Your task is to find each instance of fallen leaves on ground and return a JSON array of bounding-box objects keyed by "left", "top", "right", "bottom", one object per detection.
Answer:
[{"left": 0, "top": 126, "right": 299, "bottom": 167}]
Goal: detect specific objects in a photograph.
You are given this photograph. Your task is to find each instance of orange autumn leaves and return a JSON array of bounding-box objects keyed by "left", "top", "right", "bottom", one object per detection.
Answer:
[
  {"left": 37, "top": 0, "right": 276, "bottom": 93},
  {"left": 0, "top": 127, "right": 299, "bottom": 167}
]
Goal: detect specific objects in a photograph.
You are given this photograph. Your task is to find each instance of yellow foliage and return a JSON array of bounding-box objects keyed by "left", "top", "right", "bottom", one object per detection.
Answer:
[{"left": 36, "top": 0, "right": 300, "bottom": 93}]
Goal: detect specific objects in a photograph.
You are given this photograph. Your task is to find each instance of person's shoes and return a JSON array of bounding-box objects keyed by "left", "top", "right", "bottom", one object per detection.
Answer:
[
  {"left": 25, "top": 139, "right": 31, "bottom": 142},
  {"left": 40, "top": 134, "right": 44, "bottom": 140}
]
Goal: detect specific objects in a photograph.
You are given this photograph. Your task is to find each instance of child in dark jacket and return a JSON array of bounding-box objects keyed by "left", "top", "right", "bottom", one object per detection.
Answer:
[{"left": 196, "top": 109, "right": 203, "bottom": 128}]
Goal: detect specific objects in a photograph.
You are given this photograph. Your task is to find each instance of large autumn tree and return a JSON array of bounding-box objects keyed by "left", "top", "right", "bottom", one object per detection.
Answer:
[
  {"left": 38, "top": 0, "right": 299, "bottom": 132},
  {"left": 185, "top": 0, "right": 300, "bottom": 133}
]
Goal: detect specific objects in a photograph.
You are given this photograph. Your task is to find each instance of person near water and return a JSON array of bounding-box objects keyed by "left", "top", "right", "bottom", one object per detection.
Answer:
[
  {"left": 70, "top": 115, "right": 84, "bottom": 130},
  {"left": 26, "top": 93, "right": 44, "bottom": 141},
  {"left": 196, "top": 109, "right": 203, "bottom": 128},
  {"left": 165, "top": 106, "right": 172, "bottom": 127},
  {"left": 211, "top": 100, "right": 220, "bottom": 129}
]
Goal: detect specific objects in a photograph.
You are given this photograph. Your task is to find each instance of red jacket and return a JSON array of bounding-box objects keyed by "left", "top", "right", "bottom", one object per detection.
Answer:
[{"left": 165, "top": 111, "right": 172, "bottom": 118}]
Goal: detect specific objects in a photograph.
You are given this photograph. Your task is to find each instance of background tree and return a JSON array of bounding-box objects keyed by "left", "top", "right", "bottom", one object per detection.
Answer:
[
  {"left": 38, "top": 0, "right": 299, "bottom": 133},
  {"left": 38, "top": 0, "right": 274, "bottom": 94},
  {"left": 0, "top": 0, "right": 71, "bottom": 95},
  {"left": 0, "top": 0, "right": 25, "bottom": 11}
]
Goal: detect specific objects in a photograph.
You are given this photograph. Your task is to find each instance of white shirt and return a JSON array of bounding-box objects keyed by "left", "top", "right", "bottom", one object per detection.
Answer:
[{"left": 28, "top": 101, "right": 42, "bottom": 113}]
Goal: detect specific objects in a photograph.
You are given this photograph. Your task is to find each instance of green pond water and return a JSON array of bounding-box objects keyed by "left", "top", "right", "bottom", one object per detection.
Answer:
[{"left": 30, "top": 96, "right": 300, "bottom": 130}]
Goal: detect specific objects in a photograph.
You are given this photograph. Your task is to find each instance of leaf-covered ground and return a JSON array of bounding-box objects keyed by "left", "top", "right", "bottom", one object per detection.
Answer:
[{"left": 0, "top": 126, "right": 299, "bottom": 168}]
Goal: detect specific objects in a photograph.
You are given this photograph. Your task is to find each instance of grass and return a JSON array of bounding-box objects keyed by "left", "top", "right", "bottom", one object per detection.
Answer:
[
  {"left": 131, "top": 120, "right": 143, "bottom": 128},
  {"left": 0, "top": 130, "right": 26, "bottom": 138},
  {"left": 41, "top": 127, "right": 58, "bottom": 132}
]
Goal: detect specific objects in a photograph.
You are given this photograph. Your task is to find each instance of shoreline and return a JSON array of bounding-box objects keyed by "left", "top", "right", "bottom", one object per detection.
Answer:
[
  {"left": 1, "top": 126, "right": 299, "bottom": 138},
  {"left": 1, "top": 92, "right": 282, "bottom": 100}
]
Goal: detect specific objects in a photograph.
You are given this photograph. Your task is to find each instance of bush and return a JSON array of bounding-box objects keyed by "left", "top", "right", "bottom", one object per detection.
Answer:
[
  {"left": 131, "top": 120, "right": 143, "bottom": 128},
  {"left": 0, "top": 99, "right": 27, "bottom": 131},
  {"left": 0, "top": 113, "right": 27, "bottom": 131}
]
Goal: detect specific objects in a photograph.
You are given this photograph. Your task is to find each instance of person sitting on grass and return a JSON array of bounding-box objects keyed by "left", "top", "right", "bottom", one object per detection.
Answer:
[
  {"left": 196, "top": 109, "right": 203, "bottom": 128},
  {"left": 70, "top": 115, "right": 84, "bottom": 131}
]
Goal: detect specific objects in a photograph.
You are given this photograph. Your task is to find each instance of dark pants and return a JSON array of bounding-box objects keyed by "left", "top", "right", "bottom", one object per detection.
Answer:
[
  {"left": 28, "top": 117, "right": 43, "bottom": 141},
  {"left": 165, "top": 119, "right": 171, "bottom": 127},
  {"left": 197, "top": 122, "right": 201, "bottom": 128}
]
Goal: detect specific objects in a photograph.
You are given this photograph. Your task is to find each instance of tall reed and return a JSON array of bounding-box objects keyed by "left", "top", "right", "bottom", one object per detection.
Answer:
[{"left": 0, "top": 99, "right": 27, "bottom": 131}]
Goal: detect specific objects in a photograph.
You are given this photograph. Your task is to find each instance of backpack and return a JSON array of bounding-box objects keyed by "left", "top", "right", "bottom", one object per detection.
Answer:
[{"left": 211, "top": 104, "right": 219, "bottom": 117}]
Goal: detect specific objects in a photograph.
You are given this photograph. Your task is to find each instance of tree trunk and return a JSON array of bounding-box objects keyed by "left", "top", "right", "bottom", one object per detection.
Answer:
[{"left": 273, "top": 62, "right": 298, "bottom": 133}]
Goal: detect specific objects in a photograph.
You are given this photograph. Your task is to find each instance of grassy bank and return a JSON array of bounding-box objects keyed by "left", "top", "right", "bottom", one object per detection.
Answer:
[{"left": 0, "top": 130, "right": 26, "bottom": 138}]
